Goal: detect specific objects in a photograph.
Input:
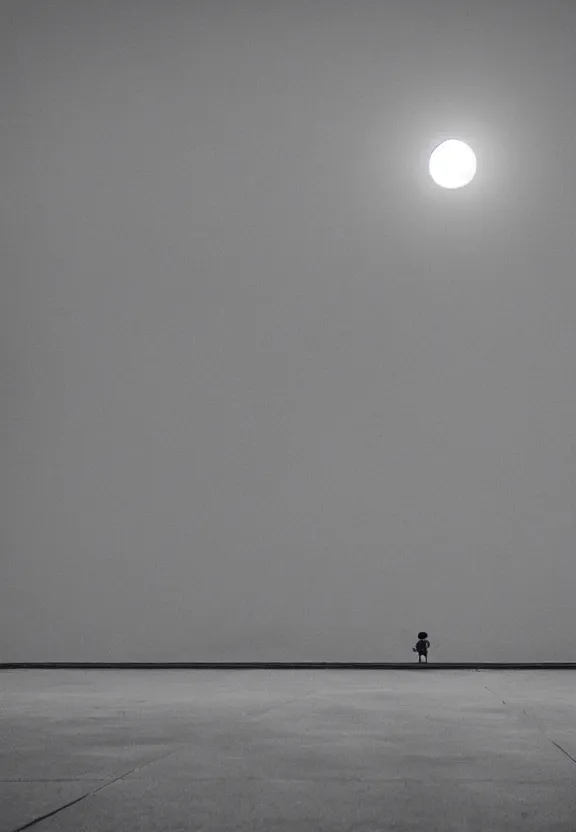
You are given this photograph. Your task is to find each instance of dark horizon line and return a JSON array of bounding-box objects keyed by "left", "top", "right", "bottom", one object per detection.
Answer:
[{"left": 2, "top": 662, "right": 576, "bottom": 670}]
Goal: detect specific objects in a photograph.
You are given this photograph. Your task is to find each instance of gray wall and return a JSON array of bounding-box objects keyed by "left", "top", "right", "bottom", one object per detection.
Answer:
[{"left": 2, "top": 0, "right": 575, "bottom": 662}]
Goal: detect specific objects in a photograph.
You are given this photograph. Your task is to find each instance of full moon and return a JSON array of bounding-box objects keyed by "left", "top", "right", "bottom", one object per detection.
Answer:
[{"left": 429, "top": 139, "right": 476, "bottom": 189}]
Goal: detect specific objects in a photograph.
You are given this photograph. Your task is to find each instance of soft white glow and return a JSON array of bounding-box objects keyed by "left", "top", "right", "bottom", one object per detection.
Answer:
[{"left": 429, "top": 140, "right": 476, "bottom": 189}]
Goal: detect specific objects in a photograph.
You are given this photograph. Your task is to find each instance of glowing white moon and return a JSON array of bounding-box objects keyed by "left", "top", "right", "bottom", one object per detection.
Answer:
[{"left": 429, "top": 140, "right": 476, "bottom": 189}]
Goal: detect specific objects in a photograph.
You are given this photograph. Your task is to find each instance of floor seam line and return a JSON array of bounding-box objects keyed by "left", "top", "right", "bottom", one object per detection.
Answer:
[{"left": 9, "top": 749, "right": 179, "bottom": 832}]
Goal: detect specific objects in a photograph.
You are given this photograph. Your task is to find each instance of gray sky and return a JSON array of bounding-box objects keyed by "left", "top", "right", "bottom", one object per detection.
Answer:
[{"left": 2, "top": 0, "right": 575, "bottom": 661}]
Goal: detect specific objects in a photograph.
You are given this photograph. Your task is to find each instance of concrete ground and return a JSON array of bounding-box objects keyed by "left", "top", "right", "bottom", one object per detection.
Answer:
[{"left": 1, "top": 669, "right": 575, "bottom": 832}]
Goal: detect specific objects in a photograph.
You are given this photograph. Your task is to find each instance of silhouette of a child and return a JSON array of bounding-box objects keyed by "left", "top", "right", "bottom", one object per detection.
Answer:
[{"left": 413, "top": 631, "right": 430, "bottom": 663}]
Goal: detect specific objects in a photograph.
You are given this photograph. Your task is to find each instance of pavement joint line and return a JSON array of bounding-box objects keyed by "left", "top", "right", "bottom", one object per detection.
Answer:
[
  {"left": 481, "top": 687, "right": 576, "bottom": 768},
  {"left": 520, "top": 708, "right": 576, "bottom": 767},
  {"left": 0, "top": 779, "right": 108, "bottom": 783},
  {"left": 8, "top": 749, "right": 179, "bottom": 832}
]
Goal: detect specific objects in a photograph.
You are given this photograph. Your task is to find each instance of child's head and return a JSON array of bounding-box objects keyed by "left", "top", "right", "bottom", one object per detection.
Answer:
[{"left": 417, "top": 631, "right": 428, "bottom": 640}]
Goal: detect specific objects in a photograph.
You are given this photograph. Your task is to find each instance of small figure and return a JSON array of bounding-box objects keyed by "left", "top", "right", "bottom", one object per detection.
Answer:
[{"left": 413, "top": 631, "right": 430, "bottom": 663}]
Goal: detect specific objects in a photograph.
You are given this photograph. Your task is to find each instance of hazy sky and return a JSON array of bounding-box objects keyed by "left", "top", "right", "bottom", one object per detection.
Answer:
[{"left": 2, "top": 0, "right": 576, "bottom": 660}]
